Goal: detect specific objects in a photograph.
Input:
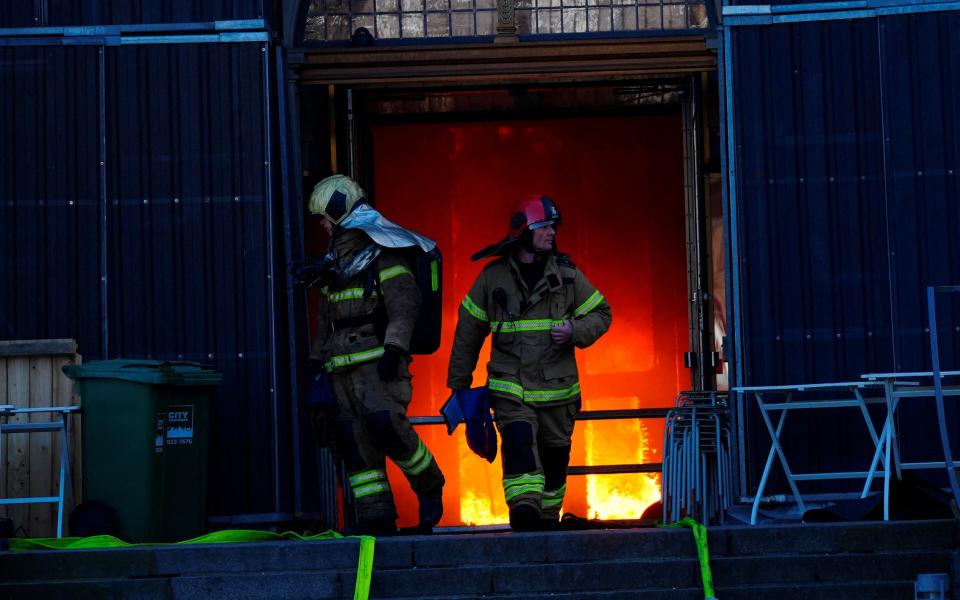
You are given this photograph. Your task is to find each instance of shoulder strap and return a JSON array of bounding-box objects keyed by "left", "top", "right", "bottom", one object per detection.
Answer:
[{"left": 554, "top": 253, "right": 577, "bottom": 285}]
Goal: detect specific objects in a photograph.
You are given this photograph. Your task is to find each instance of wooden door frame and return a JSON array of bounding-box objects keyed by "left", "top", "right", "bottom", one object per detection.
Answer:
[{"left": 290, "top": 35, "right": 715, "bottom": 88}]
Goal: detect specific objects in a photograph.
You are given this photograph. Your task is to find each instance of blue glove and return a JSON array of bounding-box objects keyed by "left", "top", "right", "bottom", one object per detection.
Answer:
[{"left": 442, "top": 387, "right": 497, "bottom": 463}]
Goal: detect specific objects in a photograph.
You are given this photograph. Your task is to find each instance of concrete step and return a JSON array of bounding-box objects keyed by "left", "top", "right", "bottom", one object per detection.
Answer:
[
  {"left": 1, "top": 519, "right": 954, "bottom": 584},
  {"left": 0, "top": 578, "right": 931, "bottom": 600},
  {"left": 0, "top": 558, "right": 701, "bottom": 600},
  {"left": 711, "top": 550, "right": 953, "bottom": 586},
  {"left": 0, "top": 538, "right": 367, "bottom": 582},
  {"left": 414, "top": 591, "right": 705, "bottom": 600},
  {"left": 0, "top": 549, "right": 951, "bottom": 600},
  {"left": 417, "top": 585, "right": 916, "bottom": 600},
  {"left": 0, "top": 580, "right": 708, "bottom": 600},
  {"left": 708, "top": 519, "right": 957, "bottom": 557},
  {"left": 0, "top": 520, "right": 955, "bottom": 600},
  {"left": 716, "top": 580, "right": 917, "bottom": 600},
  {"left": 370, "top": 558, "right": 701, "bottom": 597}
]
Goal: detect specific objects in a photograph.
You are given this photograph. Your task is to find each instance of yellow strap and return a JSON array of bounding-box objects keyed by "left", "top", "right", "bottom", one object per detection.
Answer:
[
  {"left": 353, "top": 535, "right": 376, "bottom": 600},
  {"left": 660, "top": 517, "right": 715, "bottom": 599}
]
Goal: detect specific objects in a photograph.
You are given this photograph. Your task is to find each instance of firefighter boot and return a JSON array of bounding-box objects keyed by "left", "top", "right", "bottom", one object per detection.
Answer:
[
  {"left": 509, "top": 504, "right": 542, "bottom": 532},
  {"left": 540, "top": 445, "right": 571, "bottom": 531},
  {"left": 418, "top": 484, "right": 444, "bottom": 531},
  {"left": 400, "top": 484, "right": 444, "bottom": 534}
]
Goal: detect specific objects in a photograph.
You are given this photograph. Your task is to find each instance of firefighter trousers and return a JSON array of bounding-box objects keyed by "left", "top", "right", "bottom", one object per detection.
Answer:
[
  {"left": 331, "top": 361, "right": 445, "bottom": 524},
  {"left": 492, "top": 395, "right": 578, "bottom": 519}
]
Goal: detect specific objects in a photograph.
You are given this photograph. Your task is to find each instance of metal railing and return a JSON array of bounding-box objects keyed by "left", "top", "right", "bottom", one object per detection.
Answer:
[{"left": 410, "top": 407, "right": 670, "bottom": 477}]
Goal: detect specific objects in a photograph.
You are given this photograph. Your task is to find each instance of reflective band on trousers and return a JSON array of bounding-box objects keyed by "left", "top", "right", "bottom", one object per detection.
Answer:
[
  {"left": 542, "top": 483, "right": 567, "bottom": 507},
  {"left": 395, "top": 438, "right": 434, "bottom": 476},
  {"left": 490, "top": 316, "right": 569, "bottom": 333},
  {"left": 325, "top": 346, "right": 385, "bottom": 371},
  {"left": 379, "top": 265, "right": 413, "bottom": 283},
  {"left": 349, "top": 469, "right": 391, "bottom": 499},
  {"left": 574, "top": 291, "right": 604, "bottom": 317},
  {"left": 489, "top": 378, "right": 581, "bottom": 404},
  {"left": 503, "top": 472, "right": 545, "bottom": 502},
  {"left": 461, "top": 295, "right": 488, "bottom": 322}
]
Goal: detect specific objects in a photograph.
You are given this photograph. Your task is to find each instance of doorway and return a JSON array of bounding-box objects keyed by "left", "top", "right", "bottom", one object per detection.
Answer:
[
  {"left": 299, "top": 80, "right": 718, "bottom": 528},
  {"left": 372, "top": 98, "right": 689, "bottom": 527}
]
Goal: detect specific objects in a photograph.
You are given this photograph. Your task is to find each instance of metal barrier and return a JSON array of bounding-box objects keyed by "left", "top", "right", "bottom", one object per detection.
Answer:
[{"left": 0, "top": 405, "right": 79, "bottom": 537}]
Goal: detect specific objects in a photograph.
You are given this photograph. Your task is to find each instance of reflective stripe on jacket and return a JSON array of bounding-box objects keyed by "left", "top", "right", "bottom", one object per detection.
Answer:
[
  {"left": 310, "top": 229, "right": 420, "bottom": 371},
  {"left": 447, "top": 253, "right": 611, "bottom": 406}
]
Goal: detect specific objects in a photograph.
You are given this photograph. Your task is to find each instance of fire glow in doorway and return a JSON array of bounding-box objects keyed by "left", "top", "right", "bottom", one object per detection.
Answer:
[{"left": 372, "top": 115, "right": 687, "bottom": 527}]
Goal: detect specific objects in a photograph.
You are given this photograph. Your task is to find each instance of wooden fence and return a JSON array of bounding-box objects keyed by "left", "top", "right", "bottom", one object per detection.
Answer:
[{"left": 0, "top": 340, "right": 82, "bottom": 537}]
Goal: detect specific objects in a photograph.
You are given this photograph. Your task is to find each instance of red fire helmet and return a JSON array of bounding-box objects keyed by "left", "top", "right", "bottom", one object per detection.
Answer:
[
  {"left": 471, "top": 195, "right": 562, "bottom": 261},
  {"left": 508, "top": 195, "right": 562, "bottom": 237}
]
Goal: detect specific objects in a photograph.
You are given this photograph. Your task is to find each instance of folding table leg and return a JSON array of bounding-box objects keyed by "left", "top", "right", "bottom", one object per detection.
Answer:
[
  {"left": 751, "top": 393, "right": 784, "bottom": 525},
  {"left": 883, "top": 423, "right": 892, "bottom": 521},
  {"left": 753, "top": 393, "right": 805, "bottom": 524},
  {"left": 854, "top": 388, "right": 884, "bottom": 464}
]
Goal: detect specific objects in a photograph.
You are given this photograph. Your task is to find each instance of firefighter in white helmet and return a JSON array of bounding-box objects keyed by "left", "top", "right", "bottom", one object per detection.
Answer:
[{"left": 307, "top": 174, "right": 445, "bottom": 535}]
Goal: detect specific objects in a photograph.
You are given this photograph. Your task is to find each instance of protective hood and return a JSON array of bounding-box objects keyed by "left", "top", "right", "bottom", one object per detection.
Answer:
[{"left": 339, "top": 203, "right": 436, "bottom": 253}]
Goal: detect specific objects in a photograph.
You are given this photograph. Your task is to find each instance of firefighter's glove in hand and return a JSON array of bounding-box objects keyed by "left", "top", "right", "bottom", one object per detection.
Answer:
[
  {"left": 457, "top": 388, "right": 498, "bottom": 463},
  {"left": 377, "top": 345, "right": 404, "bottom": 382},
  {"left": 550, "top": 320, "right": 573, "bottom": 345},
  {"left": 306, "top": 369, "right": 338, "bottom": 448}
]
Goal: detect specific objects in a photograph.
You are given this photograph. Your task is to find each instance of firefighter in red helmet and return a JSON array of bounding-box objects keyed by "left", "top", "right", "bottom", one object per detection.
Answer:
[{"left": 447, "top": 195, "right": 612, "bottom": 531}]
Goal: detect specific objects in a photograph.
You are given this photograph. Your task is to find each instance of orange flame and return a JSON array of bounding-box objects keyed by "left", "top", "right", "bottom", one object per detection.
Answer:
[
  {"left": 458, "top": 436, "right": 509, "bottom": 525},
  {"left": 584, "top": 413, "right": 661, "bottom": 520},
  {"left": 456, "top": 394, "right": 663, "bottom": 524},
  {"left": 372, "top": 115, "right": 687, "bottom": 528}
]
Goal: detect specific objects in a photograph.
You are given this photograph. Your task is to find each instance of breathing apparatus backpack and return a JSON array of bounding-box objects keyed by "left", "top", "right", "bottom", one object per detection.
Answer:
[
  {"left": 406, "top": 246, "right": 443, "bottom": 355},
  {"left": 367, "top": 246, "right": 443, "bottom": 355}
]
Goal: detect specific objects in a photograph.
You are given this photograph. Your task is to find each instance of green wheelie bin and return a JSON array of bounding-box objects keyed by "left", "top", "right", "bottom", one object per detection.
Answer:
[{"left": 63, "top": 360, "right": 221, "bottom": 543}]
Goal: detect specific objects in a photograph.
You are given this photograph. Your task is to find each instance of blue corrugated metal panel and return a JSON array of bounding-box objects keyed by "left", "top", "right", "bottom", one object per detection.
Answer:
[
  {"left": 0, "top": 46, "right": 104, "bottom": 356},
  {"left": 45, "top": 1, "right": 264, "bottom": 27},
  {"left": 882, "top": 12, "right": 960, "bottom": 372},
  {"left": 728, "top": 13, "right": 960, "bottom": 495},
  {"left": 0, "top": 40, "right": 291, "bottom": 520},
  {"left": 881, "top": 12, "right": 960, "bottom": 467},
  {"left": 0, "top": 1, "right": 263, "bottom": 28},
  {"left": 102, "top": 42, "right": 283, "bottom": 517},
  {"left": 0, "top": 4, "right": 38, "bottom": 28},
  {"left": 732, "top": 19, "right": 892, "bottom": 386}
]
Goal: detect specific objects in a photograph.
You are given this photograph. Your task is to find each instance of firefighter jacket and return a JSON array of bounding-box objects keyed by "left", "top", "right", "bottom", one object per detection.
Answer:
[
  {"left": 310, "top": 229, "right": 420, "bottom": 371},
  {"left": 447, "top": 253, "right": 611, "bottom": 406}
]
